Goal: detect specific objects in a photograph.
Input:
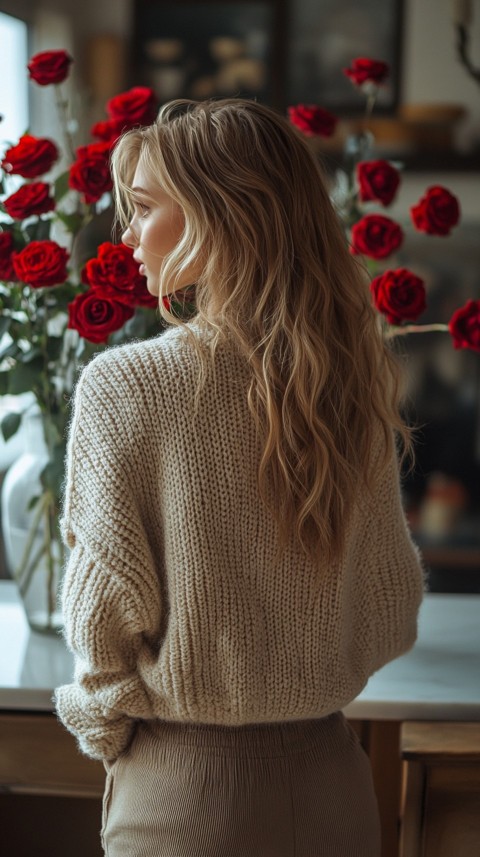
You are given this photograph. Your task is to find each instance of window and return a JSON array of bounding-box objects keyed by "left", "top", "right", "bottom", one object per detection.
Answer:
[
  {"left": 0, "top": 12, "right": 29, "bottom": 146},
  {"left": 0, "top": 12, "right": 30, "bottom": 426}
]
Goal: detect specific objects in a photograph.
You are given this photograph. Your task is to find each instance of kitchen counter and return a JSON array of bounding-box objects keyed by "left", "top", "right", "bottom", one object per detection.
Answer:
[{"left": 1, "top": 580, "right": 479, "bottom": 719}]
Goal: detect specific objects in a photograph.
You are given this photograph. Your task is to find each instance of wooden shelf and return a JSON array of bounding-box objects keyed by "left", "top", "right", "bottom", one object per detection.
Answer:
[{"left": 420, "top": 546, "right": 480, "bottom": 570}]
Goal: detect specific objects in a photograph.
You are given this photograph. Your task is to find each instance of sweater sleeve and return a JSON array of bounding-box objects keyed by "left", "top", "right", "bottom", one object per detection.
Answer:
[
  {"left": 54, "top": 357, "right": 162, "bottom": 762},
  {"left": 355, "top": 430, "right": 426, "bottom": 670}
]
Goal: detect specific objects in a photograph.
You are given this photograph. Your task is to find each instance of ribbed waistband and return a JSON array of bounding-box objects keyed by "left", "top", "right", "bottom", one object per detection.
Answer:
[{"left": 140, "top": 712, "right": 351, "bottom": 758}]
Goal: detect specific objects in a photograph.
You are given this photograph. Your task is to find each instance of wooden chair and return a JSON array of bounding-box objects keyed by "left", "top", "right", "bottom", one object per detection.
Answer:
[{"left": 399, "top": 721, "right": 480, "bottom": 857}]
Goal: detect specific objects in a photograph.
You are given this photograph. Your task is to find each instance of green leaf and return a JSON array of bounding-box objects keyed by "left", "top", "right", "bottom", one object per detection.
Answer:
[
  {"left": 55, "top": 211, "right": 85, "bottom": 235},
  {"left": 75, "top": 337, "right": 87, "bottom": 359},
  {"left": 7, "top": 357, "right": 44, "bottom": 394},
  {"left": 11, "top": 223, "right": 27, "bottom": 246},
  {"left": 7, "top": 318, "right": 29, "bottom": 340},
  {"left": 0, "top": 340, "right": 21, "bottom": 361},
  {"left": 59, "top": 280, "right": 81, "bottom": 298},
  {"left": 25, "top": 219, "right": 51, "bottom": 241},
  {"left": 17, "top": 346, "right": 42, "bottom": 364},
  {"left": 39, "top": 449, "right": 65, "bottom": 497},
  {"left": 27, "top": 494, "right": 42, "bottom": 511},
  {"left": 54, "top": 171, "right": 71, "bottom": 203},
  {"left": 46, "top": 337, "right": 64, "bottom": 361},
  {"left": 0, "top": 372, "right": 9, "bottom": 395},
  {"left": 1, "top": 410, "right": 22, "bottom": 442},
  {"left": 0, "top": 315, "right": 11, "bottom": 338},
  {"left": 41, "top": 417, "right": 62, "bottom": 449}
]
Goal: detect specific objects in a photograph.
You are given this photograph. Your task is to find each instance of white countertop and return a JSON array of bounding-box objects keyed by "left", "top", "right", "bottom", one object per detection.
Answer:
[
  {"left": 0, "top": 581, "right": 73, "bottom": 710},
  {"left": 1, "top": 581, "right": 479, "bottom": 720},
  {"left": 343, "top": 591, "right": 480, "bottom": 721}
]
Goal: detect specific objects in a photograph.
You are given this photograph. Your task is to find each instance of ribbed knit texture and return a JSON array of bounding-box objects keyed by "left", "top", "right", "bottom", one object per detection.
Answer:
[
  {"left": 101, "top": 714, "right": 381, "bottom": 856},
  {"left": 54, "top": 322, "right": 424, "bottom": 761}
]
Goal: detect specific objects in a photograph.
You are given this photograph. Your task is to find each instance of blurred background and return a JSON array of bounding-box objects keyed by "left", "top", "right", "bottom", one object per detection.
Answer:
[{"left": 1, "top": 0, "right": 480, "bottom": 592}]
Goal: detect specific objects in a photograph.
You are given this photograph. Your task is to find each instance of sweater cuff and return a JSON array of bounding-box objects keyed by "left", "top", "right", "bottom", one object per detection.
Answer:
[{"left": 54, "top": 684, "right": 137, "bottom": 762}]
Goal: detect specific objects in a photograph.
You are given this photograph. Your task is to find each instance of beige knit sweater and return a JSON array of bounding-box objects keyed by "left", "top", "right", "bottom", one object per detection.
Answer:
[{"left": 54, "top": 322, "right": 424, "bottom": 761}]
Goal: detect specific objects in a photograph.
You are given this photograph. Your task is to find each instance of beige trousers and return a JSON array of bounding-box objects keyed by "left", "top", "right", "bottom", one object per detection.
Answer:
[{"left": 102, "top": 711, "right": 381, "bottom": 857}]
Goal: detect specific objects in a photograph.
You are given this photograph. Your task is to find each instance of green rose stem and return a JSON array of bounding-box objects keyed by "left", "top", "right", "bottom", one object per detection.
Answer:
[
  {"left": 54, "top": 81, "right": 88, "bottom": 246},
  {"left": 14, "top": 491, "right": 49, "bottom": 591},
  {"left": 384, "top": 323, "right": 450, "bottom": 339},
  {"left": 37, "top": 297, "right": 55, "bottom": 444},
  {"left": 364, "top": 91, "right": 377, "bottom": 122},
  {"left": 17, "top": 285, "right": 62, "bottom": 624},
  {"left": 70, "top": 205, "right": 94, "bottom": 262},
  {"left": 54, "top": 83, "right": 77, "bottom": 163},
  {"left": 342, "top": 91, "right": 378, "bottom": 228},
  {"left": 18, "top": 541, "right": 47, "bottom": 599},
  {"left": 43, "top": 492, "right": 57, "bottom": 626}
]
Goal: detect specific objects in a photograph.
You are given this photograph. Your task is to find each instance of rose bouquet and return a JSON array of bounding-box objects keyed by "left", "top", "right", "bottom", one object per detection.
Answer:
[
  {"left": 288, "top": 57, "right": 480, "bottom": 354},
  {"left": 0, "top": 50, "right": 194, "bottom": 630}
]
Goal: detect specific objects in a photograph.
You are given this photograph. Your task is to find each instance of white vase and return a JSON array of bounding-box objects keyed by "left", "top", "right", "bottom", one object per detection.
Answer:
[{"left": 1, "top": 409, "right": 64, "bottom": 633}]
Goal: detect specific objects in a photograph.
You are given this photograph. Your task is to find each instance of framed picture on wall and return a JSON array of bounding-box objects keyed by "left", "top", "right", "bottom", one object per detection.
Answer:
[
  {"left": 285, "top": 0, "right": 403, "bottom": 113},
  {"left": 132, "top": 0, "right": 282, "bottom": 106}
]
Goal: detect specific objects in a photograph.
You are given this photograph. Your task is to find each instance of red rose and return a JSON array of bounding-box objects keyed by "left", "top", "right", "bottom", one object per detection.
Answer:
[
  {"left": 84, "top": 254, "right": 157, "bottom": 308},
  {"left": 343, "top": 57, "right": 389, "bottom": 87},
  {"left": 1, "top": 135, "right": 59, "bottom": 178},
  {"left": 449, "top": 300, "right": 480, "bottom": 353},
  {"left": 288, "top": 104, "right": 338, "bottom": 138},
  {"left": 3, "top": 182, "right": 55, "bottom": 220},
  {"left": 370, "top": 268, "right": 426, "bottom": 325},
  {"left": 90, "top": 118, "right": 126, "bottom": 143},
  {"left": 356, "top": 160, "right": 400, "bottom": 206},
  {"left": 84, "top": 242, "right": 148, "bottom": 305},
  {"left": 0, "top": 231, "right": 16, "bottom": 280},
  {"left": 107, "top": 87, "right": 157, "bottom": 125},
  {"left": 67, "top": 291, "right": 135, "bottom": 343},
  {"left": 27, "top": 50, "right": 73, "bottom": 86},
  {"left": 80, "top": 264, "right": 91, "bottom": 287},
  {"left": 68, "top": 142, "right": 113, "bottom": 204},
  {"left": 12, "top": 240, "right": 69, "bottom": 287},
  {"left": 410, "top": 185, "right": 460, "bottom": 236},
  {"left": 350, "top": 214, "right": 403, "bottom": 259}
]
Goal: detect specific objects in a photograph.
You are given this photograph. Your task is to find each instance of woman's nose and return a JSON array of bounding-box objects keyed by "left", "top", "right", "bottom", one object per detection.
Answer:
[{"left": 122, "top": 224, "right": 137, "bottom": 248}]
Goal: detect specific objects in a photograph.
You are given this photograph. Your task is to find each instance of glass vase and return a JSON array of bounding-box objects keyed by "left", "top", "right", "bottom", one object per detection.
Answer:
[{"left": 1, "top": 409, "right": 66, "bottom": 634}]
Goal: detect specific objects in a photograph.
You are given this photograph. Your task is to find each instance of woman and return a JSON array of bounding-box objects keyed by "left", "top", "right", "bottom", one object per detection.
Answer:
[{"left": 55, "top": 98, "right": 424, "bottom": 857}]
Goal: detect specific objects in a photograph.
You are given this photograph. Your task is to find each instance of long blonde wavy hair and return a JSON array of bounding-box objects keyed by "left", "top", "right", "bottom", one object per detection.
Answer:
[{"left": 111, "top": 98, "right": 412, "bottom": 565}]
